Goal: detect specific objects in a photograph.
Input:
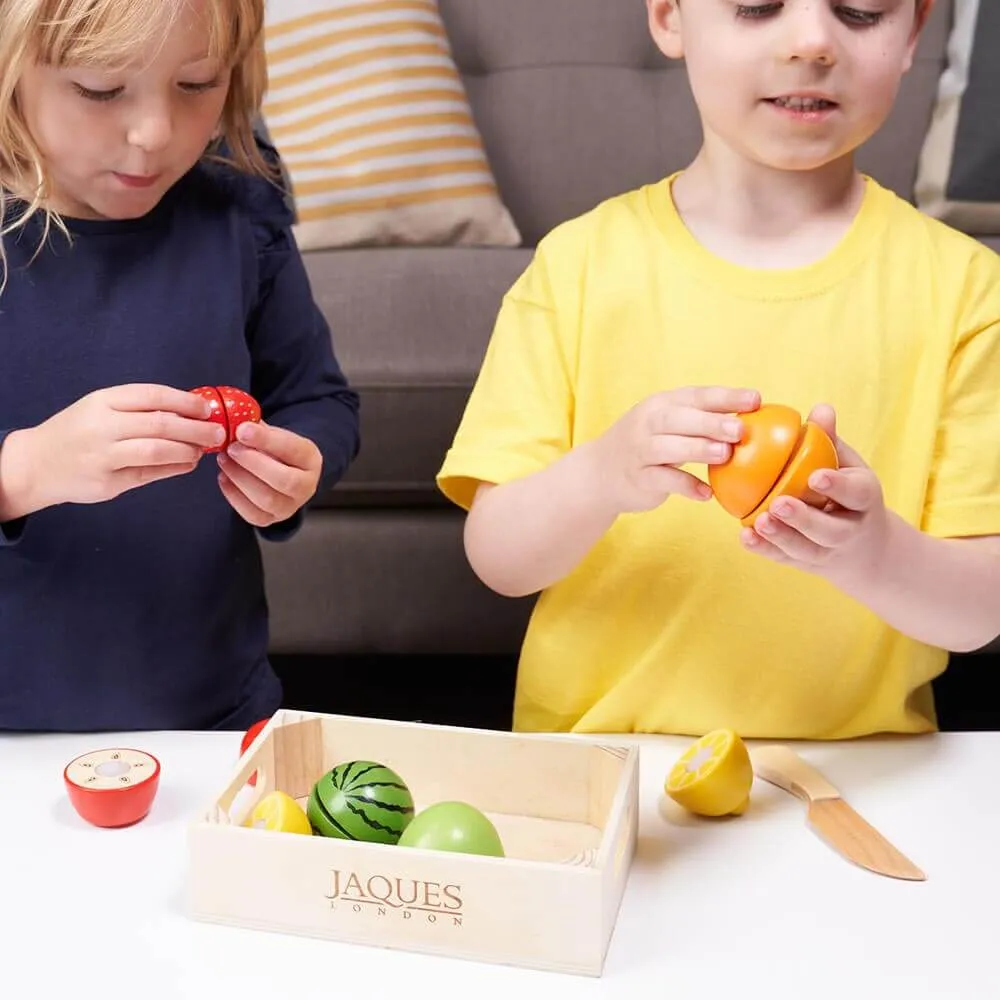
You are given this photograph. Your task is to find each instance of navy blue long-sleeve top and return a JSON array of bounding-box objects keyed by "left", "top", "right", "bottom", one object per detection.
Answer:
[{"left": 0, "top": 147, "right": 359, "bottom": 732}]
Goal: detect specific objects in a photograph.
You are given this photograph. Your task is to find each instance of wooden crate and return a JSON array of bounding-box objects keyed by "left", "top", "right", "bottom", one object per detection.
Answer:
[{"left": 187, "top": 709, "right": 639, "bottom": 976}]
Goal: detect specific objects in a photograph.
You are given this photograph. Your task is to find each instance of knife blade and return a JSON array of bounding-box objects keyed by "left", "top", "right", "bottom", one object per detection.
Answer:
[{"left": 752, "top": 744, "right": 925, "bottom": 881}]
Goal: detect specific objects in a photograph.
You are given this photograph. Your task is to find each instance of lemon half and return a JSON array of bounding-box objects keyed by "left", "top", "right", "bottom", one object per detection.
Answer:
[
  {"left": 665, "top": 729, "right": 753, "bottom": 817},
  {"left": 245, "top": 789, "right": 313, "bottom": 835}
]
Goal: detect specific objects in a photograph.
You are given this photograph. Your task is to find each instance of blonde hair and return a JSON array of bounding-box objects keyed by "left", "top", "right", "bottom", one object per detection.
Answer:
[{"left": 0, "top": 0, "right": 274, "bottom": 290}]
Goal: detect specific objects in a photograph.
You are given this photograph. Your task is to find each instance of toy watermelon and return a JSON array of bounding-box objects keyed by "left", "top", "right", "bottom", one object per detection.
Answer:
[{"left": 307, "top": 760, "right": 414, "bottom": 844}]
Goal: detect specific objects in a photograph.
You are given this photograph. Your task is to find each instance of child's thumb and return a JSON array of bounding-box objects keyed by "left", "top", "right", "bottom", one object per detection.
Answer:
[
  {"left": 807, "top": 403, "right": 867, "bottom": 469},
  {"left": 807, "top": 402, "right": 837, "bottom": 442}
]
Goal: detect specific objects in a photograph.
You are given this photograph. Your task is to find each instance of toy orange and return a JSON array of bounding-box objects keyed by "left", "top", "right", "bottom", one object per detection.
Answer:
[{"left": 708, "top": 403, "right": 838, "bottom": 526}]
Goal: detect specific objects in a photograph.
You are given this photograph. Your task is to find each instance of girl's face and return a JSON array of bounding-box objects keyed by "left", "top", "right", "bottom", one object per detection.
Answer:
[{"left": 16, "top": 0, "right": 232, "bottom": 220}]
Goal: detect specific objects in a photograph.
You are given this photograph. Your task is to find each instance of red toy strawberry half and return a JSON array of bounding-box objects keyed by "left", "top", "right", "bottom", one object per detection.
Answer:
[{"left": 190, "top": 385, "right": 261, "bottom": 452}]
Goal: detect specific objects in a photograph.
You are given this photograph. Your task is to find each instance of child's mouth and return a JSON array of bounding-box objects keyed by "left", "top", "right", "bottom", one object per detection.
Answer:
[{"left": 765, "top": 96, "right": 838, "bottom": 112}]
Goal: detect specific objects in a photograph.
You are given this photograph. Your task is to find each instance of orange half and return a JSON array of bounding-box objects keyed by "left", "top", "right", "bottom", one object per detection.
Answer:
[
  {"left": 709, "top": 404, "right": 802, "bottom": 519},
  {"left": 741, "top": 420, "right": 839, "bottom": 526}
]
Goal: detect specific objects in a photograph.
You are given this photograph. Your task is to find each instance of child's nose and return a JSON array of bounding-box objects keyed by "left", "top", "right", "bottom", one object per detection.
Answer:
[
  {"left": 781, "top": 6, "right": 838, "bottom": 66},
  {"left": 126, "top": 102, "right": 173, "bottom": 154}
]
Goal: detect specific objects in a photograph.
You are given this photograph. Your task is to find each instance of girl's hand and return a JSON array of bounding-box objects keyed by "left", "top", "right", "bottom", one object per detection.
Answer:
[
  {"left": 216, "top": 421, "right": 322, "bottom": 527},
  {"left": 741, "top": 404, "right": 891, "bottom": 588},
  {"left": 1, "top": 384, "right": 223, "bottom": 517}
]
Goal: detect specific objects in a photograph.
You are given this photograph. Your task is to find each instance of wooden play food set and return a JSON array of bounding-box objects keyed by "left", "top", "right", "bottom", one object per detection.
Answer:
[
  {"left": 246, "top": 790, "right": 312, "bottom": 835},
  {"left": 188, "top": 709, "right": 639, "bottom": 976},
  {"left": 397, "top": 801, "right": 505, "bottom": 857},
  {"left": 64, "top": 747, "right": 161, "bottom": 828},
  {"left": 240, "top": 718, "right": 267, "bottom": 786},
  {"left": 709, "top": 403, "right": 838, "bottom": 525},
  {"left": 190, "top": 385, "right": 261, "bottom": 452},
  {"left": 306, "top": 760, "right": 415, "bottom": 844},
  {"left": 665, "top": 729, "right": 754, "bottom": 817},
  {"left": 752, "top": 745, "right": 926, "bottom": 881}
]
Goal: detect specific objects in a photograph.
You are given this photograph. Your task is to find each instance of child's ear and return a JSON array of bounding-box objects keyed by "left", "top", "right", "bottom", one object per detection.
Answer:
[
  {"left": 902, "top": 0, "right": 934, "bottom": 72},
  {"left": 647, "top": 0, "right": 683, "bottom": 60}
]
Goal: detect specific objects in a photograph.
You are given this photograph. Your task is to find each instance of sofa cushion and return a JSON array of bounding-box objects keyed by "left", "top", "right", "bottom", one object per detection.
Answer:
[
  {"left": 260, "top": 0, "right": 521, "bottom": 251},
  {"left": 304, "top": 246, "right": 531, "bottom": 506},
  {"left": 262, "top": 507, "right": 534, "bottom": 654}
]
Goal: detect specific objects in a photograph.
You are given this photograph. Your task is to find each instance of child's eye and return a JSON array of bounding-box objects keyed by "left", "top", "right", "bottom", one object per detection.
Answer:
[
  {"left": 179, "top": 79, "right": 220, "bottom": 94},
  {"left": 73, "top": 83, "right": 123, "bottom": 102},
  {"left": 836, "top": 6, "right": 884, "bottom": 26},
  {"left": 735, "top": 2, "right": 884, "bottom": 25},
  {"left": 736, "top": 3, "right": 782, "bottom": 17}
]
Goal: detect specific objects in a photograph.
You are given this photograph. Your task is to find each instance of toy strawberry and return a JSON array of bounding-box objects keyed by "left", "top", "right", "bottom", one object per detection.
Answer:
[{"left": 191, "top": 385, "right": 261, "bottom": 452}]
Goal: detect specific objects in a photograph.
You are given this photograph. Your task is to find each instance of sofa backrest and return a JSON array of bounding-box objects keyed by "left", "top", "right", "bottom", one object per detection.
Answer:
[{"left": 440, "top": 0, "right": 952, "bottom": 247}]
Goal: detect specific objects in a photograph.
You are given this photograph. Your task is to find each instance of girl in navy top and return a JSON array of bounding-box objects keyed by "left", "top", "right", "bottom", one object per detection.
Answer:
[{"left": 0, "top": 0, "right": 360, "bottom": 731}]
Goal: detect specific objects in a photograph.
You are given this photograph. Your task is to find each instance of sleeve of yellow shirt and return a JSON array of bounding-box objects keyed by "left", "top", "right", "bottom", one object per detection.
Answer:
[
  {"left": 922, "top": 246, "right": 1000, "bottom": 539},
  {"left": 437, "top": 236, "right": 579, "bottom": 511}
]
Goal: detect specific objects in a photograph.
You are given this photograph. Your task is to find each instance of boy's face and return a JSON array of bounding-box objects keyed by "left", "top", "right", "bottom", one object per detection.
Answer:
[
  {"left": 16, "top": 0, "right": 231, "bottom": 220},
  {"left": 647, "top": 0, "right": 927, "bottom": 173}
]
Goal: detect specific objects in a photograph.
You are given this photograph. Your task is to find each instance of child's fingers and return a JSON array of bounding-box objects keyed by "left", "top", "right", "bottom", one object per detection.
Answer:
[
  {"left": 808, "top": 468, "right": 879, "bottom": 513},
  {"left": 643, "top": 465, "right": 712, "bottom": 502},
  {"left": 806, "top": 403, "right": 837, "bottom": 444},
  {"left": 749, "top": 511, "right": 826, "bottom": 563},
  {"left": 119, "top": 462, "right": 200, "bottom": 490},
  {"left": 233, "top": 421, "right": 320, "bottom": 472},
  {"left": 114, "top": 438, "right": 206, "bottom": 469},
  {"left": 740, "top": 526, "right": 790, "bottom": 562},
  {"left": 805, "top": 404, "right": 870, "bottom": 470},
  {"left": 667, "top": 386, "right": 761, "bottom": 415},
  {"left": 222, "top": 441, "right": 305, "bottom": 499},
  {"left": 646, "top": 433, "right": 733, "bottom": 468},
  {"left": 108, "top": 383, "right": 215, "bottom": 419},
  {"left": 648, "top": 405, "right": 747, "bottom": 444},
  {"left": 217, "top": 452, "right": 286, "bottom": 516},
  {"left": 119, "top": 411, "right": 226, "bottom": 451},
  {"left": 217, "top": 470, "right": 274, "bottom": 527},
  {"left": 766, "top": 497, "right": 858, "bottom": 548},
  {"left": 833, "top": 438, "right": 870, "bottom": 470}
]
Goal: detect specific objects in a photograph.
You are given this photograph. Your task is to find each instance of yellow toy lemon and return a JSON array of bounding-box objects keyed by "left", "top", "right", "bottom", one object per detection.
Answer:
[
  {"left": 245, "top": 789, "right": 313, "bottom": 835},
  {"left": 665, "top": 729, "right": 753, "bottom": 817}
]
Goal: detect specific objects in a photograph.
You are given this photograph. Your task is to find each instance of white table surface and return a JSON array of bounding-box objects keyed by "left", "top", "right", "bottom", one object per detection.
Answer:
[{"left": 2, "top": 727, "right": 995, "bottom": 998}]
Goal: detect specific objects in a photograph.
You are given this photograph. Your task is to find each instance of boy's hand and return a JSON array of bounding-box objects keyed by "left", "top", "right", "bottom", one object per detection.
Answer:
[
  {"left": 595, "top": 386, "right": 760, "bottom": 514},
  {"left": 217, "top": 421, "right": 322, "bottom": 527},
  {"left": 0, "top": 384, "right": 224, "bottom": 518},
  {"left": 741, "top": 404, "right": 890, "bottom": 587}
]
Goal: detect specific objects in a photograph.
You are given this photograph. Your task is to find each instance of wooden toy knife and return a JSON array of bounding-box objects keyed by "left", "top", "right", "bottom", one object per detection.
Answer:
[{"left": 752, "top": 744, "right": 926, "bottom": 881}]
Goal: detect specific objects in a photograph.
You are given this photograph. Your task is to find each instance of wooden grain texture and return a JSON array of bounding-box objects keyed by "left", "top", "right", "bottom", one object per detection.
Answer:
[
  {"left": 752, "top": 744, "right": 926, "bottom": 881},
  {"left": 188, "top": 709, "right": 640, "bottom": 976},
  {"left": 807, "top": 799, "right": 925, "bottom": 881}
]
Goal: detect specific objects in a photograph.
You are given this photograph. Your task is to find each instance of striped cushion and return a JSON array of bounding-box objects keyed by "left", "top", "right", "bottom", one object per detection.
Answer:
[{"left": 261, "top": 0, "right": 521, "bottom": 250}]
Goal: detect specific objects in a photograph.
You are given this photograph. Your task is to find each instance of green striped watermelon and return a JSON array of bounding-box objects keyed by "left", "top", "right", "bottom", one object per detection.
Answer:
[{"left": 307, "top": 760, "right": 414, "bottom": 844}]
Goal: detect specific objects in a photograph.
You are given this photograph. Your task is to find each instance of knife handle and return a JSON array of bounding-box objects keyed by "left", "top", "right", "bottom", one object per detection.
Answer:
[{"left": 751, "top": 745, "right": 841, "bottom": 802}]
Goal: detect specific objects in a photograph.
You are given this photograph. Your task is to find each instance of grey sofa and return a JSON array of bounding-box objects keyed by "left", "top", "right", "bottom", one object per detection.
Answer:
[{"left": 260, "top": 0, "right": 999, "bottom": 678}]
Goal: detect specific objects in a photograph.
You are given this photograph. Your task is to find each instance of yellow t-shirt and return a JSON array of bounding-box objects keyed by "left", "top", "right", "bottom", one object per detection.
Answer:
[{"left": 436, "top": 174, "right": 1000, "bottom": 739}]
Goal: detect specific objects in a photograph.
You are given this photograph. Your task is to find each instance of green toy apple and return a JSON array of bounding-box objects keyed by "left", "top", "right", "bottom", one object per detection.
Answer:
[{"left": 397, "top": 801, "right": 505, "bottom": 857}]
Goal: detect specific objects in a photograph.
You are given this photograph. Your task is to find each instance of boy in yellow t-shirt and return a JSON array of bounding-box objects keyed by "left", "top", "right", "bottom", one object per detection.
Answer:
[{"left": 436, "top": 0, "right": 1000, "bottom": 739}]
